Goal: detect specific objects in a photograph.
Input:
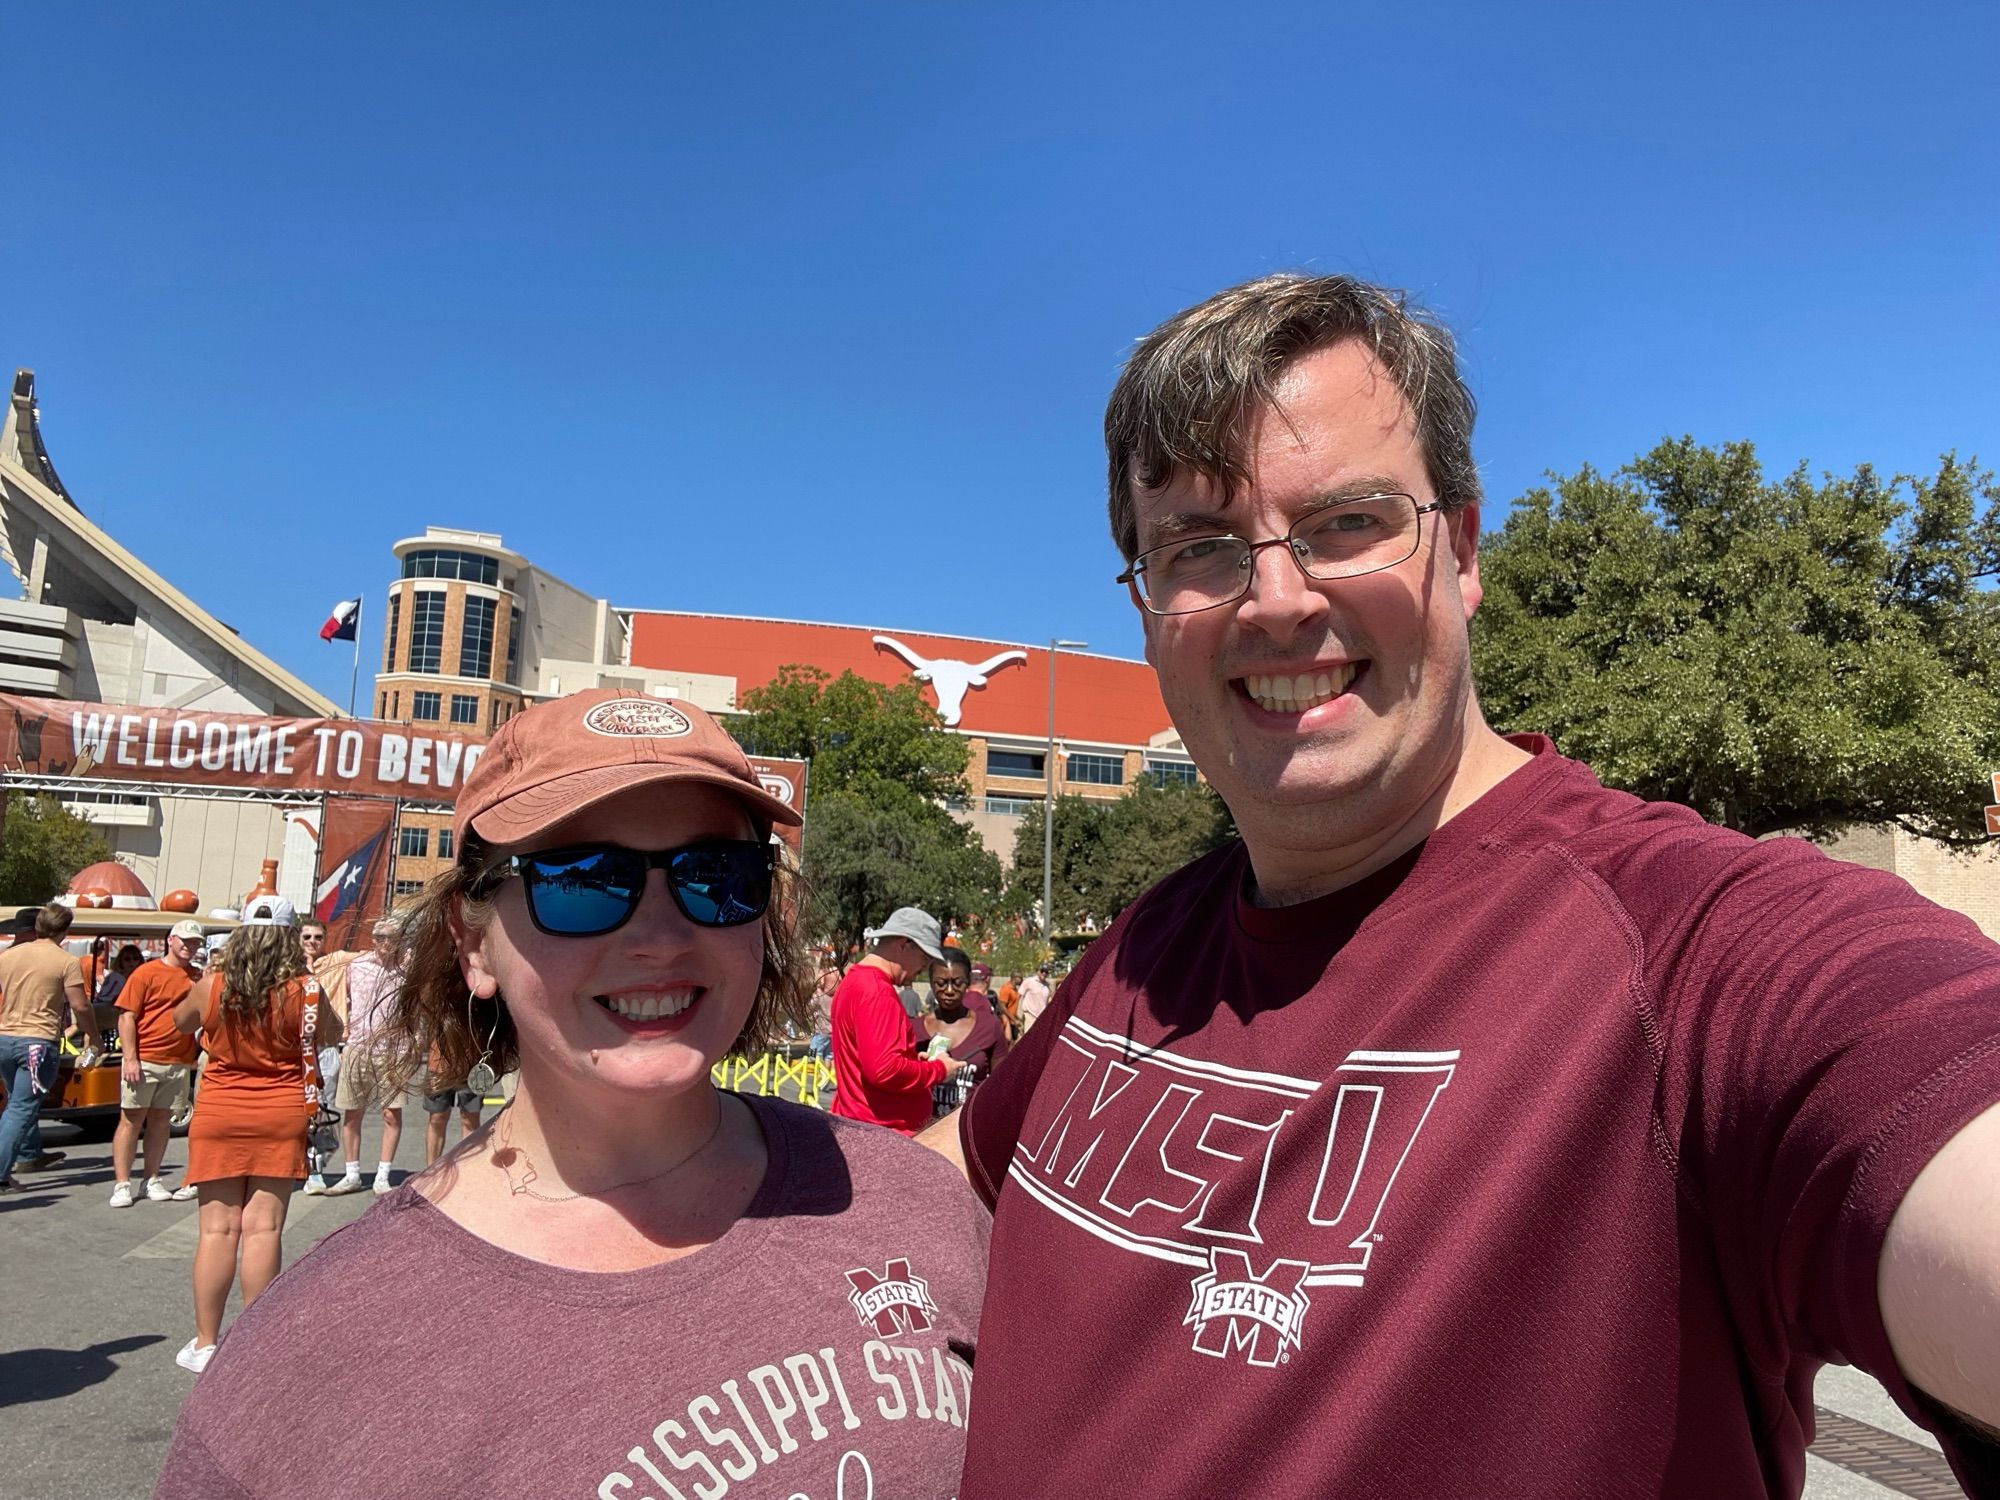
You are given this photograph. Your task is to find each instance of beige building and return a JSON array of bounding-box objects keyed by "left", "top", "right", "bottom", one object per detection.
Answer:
[{"left": 0, "top": 370, "right": 338, "bottom": 910}]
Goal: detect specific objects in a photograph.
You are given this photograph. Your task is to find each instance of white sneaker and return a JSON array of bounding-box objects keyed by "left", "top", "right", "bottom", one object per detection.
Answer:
[
  {"left": 372, "top": 1175, "right": 394, "bottom": 1196},
  {"left": 107, "top": 1181, "right": 135, "bottom": 1208},
  {"left": 323, "top": 1172, "right": 365, "bottom": 1196},
  {"left": 170, "top": 1183, "right": 198, "bottom": 1201},
  {"left": 175, "top": 1338, "right": 216, "bottom": 1373},
  {"left": 302, "top": 1174, "right": 328, "bottom": 1195},
  {"left": 144, "top": 1178, "right": 175, "bottom": 1203}
]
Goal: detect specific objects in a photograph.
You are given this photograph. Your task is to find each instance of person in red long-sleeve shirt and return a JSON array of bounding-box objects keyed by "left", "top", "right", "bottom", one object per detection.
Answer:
[{"left": 829, "top": 907, "right": 965, "bottom": 1134}]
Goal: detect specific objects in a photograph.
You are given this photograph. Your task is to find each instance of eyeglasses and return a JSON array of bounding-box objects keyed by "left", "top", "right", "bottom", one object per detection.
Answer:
[
  {"left": 474, "top": 840, "right": 774, "bottom": 936},
  {"left": 931, "top": 975, "right": 969, "bottom": 990},
  {"left": 1116, "top": 492, "right": 1445, "bottom": 616}
]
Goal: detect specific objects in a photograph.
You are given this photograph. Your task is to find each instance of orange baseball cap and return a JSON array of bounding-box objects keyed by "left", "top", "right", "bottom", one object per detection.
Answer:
[{"left": 454, "top": 689, "right": 801, "bottom": 847}]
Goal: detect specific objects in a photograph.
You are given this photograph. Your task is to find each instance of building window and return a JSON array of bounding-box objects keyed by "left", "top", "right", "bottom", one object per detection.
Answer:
[
  {"left": 983, "top": 796, "right": 1035, "bottom": 816},
  {"left": 450, "top": 693, "right": 480, "bottom": 725},
  {"left": 390, "top": 691, "right": 399, "bottom": 719},
  {"left": 1147, "top": 760, "right": 1199, "bottom": 788},
  {"left": 377, "top": 691, "right": 386, "bottom": 717},
  {"left": 398, "top": 826, "right": 429, "bottom": 858},
  {"left": 1066, "top": 753, "right": 1124, "bottom": 786},
  {"left": 411, "top": 690, "right": 441, "bottom": 721},
  {"left": 437, "top": 829, "right": 453, "bottom": 860},
  {"left": 408, "top": 594, "right": 446, "bottom": 675},
  {"left": 459, "top": 596, "right": 496, "bottom": 680},
  {"left": 384, "top": 593, "right": 400, "bottom": 671},
  {"left": 393, "top": 879, "right": 424, "bottom": 898},
  {"left": 986, "top": 749, "right": 1046, "bottom": 779},
  {"left": 401, "top": 549, "right": 499, "bottom": 585},
  {"left": 506, "top": 606, "right": 521, "bottom": 684}
]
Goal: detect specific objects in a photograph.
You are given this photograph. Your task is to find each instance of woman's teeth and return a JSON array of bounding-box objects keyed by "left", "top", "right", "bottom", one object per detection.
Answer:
[
  {"left": 597, "top": 990, "right": 698, "bottom": 1021},
  {"left": 1243, "top": 663, "right": 1358, "bottom": 714}
]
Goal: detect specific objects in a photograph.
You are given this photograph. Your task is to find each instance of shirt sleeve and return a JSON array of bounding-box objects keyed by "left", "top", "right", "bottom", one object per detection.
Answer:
[
  {"left": 153, "top": 1419, "right": 256, "bottom": 1500},
  {"left": 959, "top": 939, "right": 1110, "bottom": 1207},
  {"left": 1645, "top": 837, "right": 2000, "bottom": 1451}
]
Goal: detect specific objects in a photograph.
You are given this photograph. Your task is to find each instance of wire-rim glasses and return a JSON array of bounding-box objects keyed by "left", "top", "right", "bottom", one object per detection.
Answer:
[
  {"left": 1115, "top": 492, "right": 1445, "bottom": 616},
  {"left": 471, "top": 839, "right": 774, "bottom": 936}
]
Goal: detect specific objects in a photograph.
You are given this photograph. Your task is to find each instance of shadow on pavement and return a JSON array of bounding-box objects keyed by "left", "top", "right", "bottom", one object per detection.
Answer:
[
  {"left": 0, "top": 1192, "right": 60, "bottom": 1212},
  {"left": 0, "top": 1336, "right": 166, "bottom": 1407}
]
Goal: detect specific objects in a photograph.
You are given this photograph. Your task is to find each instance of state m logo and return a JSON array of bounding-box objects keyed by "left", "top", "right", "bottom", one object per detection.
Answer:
[{"left": 845, "top": 1259, "right": 939, "bottom": 1338}]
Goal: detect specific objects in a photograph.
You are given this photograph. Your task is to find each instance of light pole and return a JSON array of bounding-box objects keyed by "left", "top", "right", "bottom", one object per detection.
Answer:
[{"left": 1044, "top": 638, "right": 1087, "bottom": 944}]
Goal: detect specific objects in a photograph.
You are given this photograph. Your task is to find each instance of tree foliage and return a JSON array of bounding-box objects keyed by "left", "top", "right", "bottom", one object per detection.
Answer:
[
  {"left": 1472, "top": 440, "right": 2000, "bottom": 844},
  {"left": 733, "top": 665, "right": 970, "bottom": 804},
  {"left": 1009, "top": 780, "right": 1236, "bottom": 930},
  {"left": 0, "top": 793, "right": 114, "bottom": 905},
  {"left": 733, "top": 665, "right": 998, "bottom": 959}
]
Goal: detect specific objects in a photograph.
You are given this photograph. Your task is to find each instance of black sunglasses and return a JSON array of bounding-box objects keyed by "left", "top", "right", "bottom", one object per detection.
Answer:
[{"left": 475, "top": 839, "right": 774, "bottom": 936}]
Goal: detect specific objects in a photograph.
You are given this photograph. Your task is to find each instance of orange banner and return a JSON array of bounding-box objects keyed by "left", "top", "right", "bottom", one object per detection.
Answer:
[{"left": 0, "top": 694, "right": 806, "bottom": 835}]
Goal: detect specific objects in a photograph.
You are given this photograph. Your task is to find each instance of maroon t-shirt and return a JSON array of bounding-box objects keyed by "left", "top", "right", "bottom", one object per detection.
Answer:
[
  {"left": 156, "top": 1095, "right": 988, "bottom": 1499},
  {"left": 959, "top": 738, "right": 2000, "bottom": 1497}
]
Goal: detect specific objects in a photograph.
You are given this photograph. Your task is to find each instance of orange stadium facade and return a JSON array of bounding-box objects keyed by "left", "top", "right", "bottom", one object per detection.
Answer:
[{"left": 371, "top": 529, "right": 1196, "bottom": 869}]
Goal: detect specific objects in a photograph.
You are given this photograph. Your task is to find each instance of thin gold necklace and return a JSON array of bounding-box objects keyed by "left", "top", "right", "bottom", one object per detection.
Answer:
[{"left": 490, "top": 1099, "right": 725, "bottom": 1203}]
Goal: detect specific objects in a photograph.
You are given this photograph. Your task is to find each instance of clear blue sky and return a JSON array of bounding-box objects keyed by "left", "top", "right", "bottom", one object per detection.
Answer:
[{"left": 14, "top": 3, "right": 1996, "bottom": 710}]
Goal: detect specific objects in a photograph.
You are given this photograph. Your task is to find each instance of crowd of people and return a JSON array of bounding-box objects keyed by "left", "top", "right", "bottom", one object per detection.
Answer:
[{"left": 0, "top": 267, "right": 1996, "bottom": 1497}]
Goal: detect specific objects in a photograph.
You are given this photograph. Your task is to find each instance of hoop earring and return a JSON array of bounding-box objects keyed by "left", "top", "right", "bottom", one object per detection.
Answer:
[{"left": 465, "top": 993, "right": 500, "bottom": 1096}]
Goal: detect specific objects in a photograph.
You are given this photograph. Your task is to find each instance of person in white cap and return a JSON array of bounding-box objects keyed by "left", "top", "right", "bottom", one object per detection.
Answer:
[
  {"left": 167, "top": 894, "right": 340, "bottom": 1373},
  {"left": 155, "top": 689, "right": 989, "bottom": 1495},
  {"left": 107, "top": 917, "right": 207, "bottom": 1207},
  {"left": 828, "top": 906, "right": 965, "bottom": 1136}
]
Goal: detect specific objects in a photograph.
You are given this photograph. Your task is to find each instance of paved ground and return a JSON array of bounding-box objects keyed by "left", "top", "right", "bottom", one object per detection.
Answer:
[{"left": 0, "top": 1108, "right": 1973, "bottom": 1499}]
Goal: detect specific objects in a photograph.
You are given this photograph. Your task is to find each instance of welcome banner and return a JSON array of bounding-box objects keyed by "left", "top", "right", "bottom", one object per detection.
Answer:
[{"left": 0, "top": 694, "right": 807, "bottom": 844}]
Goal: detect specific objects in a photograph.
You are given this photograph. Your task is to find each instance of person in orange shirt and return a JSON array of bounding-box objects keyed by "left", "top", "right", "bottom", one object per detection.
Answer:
[
  {"left": 110, "top": 920, "right": 204, "bottom": 1207},
  {"left": 170, "top": 894, "right": 342, "bottom": 1372}
]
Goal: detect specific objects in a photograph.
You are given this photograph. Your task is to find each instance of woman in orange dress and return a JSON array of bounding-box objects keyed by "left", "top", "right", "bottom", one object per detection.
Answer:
[{"left": 169, "top": 895, "right": 342, "bottom": 1373}]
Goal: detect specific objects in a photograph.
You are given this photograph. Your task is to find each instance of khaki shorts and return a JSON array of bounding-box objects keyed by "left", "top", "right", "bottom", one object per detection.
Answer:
[
  {"left": 122, "top": 1060, "right": 189, "bottom": 1112},
  {"left": 333, "top": 1048, "right": 403, "bottom": 1113}
]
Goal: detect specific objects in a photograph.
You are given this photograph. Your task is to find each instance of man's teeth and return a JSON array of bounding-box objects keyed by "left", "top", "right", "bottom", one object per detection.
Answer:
[
  {"left": 1243, "top": 664, "right": 1358, "bottom": 713},
  {"left": 597, "top": 991, "right": 698, "bottom": 1021}
]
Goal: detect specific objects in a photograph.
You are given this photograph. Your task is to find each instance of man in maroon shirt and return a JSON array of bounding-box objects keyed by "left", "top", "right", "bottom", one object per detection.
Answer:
[
  {"left": 830, "top": 907, "right": 964, "bottom": 1135},
  {"left": 925, "top": 273, "right": 2000, "bottom": 1497}
]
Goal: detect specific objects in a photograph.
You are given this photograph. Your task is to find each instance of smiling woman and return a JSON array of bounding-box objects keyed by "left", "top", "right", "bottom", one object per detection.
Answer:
[{"left": 154, "top": 690, "right": 991, "bottom": 1500}]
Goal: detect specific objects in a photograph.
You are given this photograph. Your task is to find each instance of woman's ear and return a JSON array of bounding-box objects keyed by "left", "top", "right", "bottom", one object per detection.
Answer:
[{"left": 447, "top": 894, "right": 500, "bottom": 999}]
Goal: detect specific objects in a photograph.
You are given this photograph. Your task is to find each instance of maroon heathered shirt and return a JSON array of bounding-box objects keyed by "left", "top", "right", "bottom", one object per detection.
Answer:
[
  {"left": 960, "top": 738, "right": 2000, "bottom": 1497},
  {"left": 156, "top": 1095, "right": 988, "bottom": 1499}
]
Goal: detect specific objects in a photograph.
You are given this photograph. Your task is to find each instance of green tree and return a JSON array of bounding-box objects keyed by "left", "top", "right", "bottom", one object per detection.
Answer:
[
  {"left": 803, "top": 788, "right": 1003, "bottom": 964},
  {"left": 1010, "top": 779, "right": 1236, "bottom": 930},
  {"left": 733, "top": 665, "right": 998, "bottom": 958},
  {"left": 0, "top": 793, "right": 114, "bottom": 905},
  {"left": 1472, "top": 440, "right": 2000, "bottom": 844},
  {"left": 733, "top": 665, "right": 970, "bottom": 803}
]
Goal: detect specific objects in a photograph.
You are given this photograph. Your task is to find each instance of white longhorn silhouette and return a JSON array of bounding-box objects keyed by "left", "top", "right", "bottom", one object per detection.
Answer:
[{"left": 871, "top": 635, "right": 1028, "bottom": 725}]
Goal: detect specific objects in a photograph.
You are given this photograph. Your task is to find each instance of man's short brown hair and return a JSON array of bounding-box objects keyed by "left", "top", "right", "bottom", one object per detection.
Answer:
[
  {"left": 35, "top": 902, "right": 74, "bottom": 941},
  {"left": 1104, "top": 272, "right": 1481, "bottom": 561}
]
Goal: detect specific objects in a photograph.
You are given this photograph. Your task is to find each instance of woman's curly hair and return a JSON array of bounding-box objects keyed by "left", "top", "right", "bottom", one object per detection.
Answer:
[
  {"left": 218, "top": 925, "right": 310, "bottom": 1022},
  {"left": 371, "top": 830, "right": 815, "bottom": 1093}
]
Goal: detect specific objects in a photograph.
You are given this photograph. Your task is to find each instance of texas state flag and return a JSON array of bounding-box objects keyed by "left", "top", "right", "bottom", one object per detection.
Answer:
[
  {"left": 320, "top": 598, "right": 361, "bottom": 642},
  {"left": 314, "top": 828, "right": 386, "bottom": 923}
]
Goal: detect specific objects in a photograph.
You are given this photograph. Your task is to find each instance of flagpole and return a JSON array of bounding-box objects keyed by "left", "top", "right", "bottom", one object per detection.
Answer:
[{"left": 348, "top": 594, "right": 362, "bottom": 718}]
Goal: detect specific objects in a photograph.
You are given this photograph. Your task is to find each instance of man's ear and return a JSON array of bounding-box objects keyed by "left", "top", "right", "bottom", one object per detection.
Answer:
[
  {"left": 1448, "top": 501, "right": 1484, "bottom": 621},
  {"left": 448, "top": 896, "right": 499, "bottom": 999}
]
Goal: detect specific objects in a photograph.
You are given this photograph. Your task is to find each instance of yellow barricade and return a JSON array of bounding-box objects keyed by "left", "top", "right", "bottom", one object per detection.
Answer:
[{"left": 711, "top": 1051, "right": 834, "bottom": 1107}]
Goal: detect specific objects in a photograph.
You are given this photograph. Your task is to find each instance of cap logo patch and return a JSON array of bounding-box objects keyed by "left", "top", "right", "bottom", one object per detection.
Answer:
[{"left": 583, "top": 698, "right": 693, "bottom": 739}]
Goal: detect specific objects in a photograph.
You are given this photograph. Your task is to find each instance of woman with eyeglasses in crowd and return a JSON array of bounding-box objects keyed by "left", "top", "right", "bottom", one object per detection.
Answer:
[
  {"left": 156, "top": 690, "right": 988, "bottom": 1500},
  {"left": 923, "top": 946, "right": 1010, "bottom": 1077}
]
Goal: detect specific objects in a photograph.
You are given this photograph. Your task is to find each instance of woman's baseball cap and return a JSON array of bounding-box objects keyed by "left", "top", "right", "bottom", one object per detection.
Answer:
[{"left": 454, "top": 688, "right": 801, "bottom": 848}]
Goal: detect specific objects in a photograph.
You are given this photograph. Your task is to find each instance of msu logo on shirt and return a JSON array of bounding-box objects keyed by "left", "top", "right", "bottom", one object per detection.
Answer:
[
  {"left": 845, "top": 1259, "right": 939, "bottom": 1338},
  {"left": 1007, "top": 1016, "right": 1457, "bottom": 1368}
]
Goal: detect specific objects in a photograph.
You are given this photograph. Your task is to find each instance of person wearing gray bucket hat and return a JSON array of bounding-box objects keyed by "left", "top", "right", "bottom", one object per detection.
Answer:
[
  {"left": 830, "top": 906, "right": 963, "bottom": 1135},
  {"left": 157, "top": 689, "right": 990, "bottom": 1496}
]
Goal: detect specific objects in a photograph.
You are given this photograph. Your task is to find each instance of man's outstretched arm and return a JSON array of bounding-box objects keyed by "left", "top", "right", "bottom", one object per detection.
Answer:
[{"left": 1880, "top": 1097, "right": 2000, "bottom": 1439}]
